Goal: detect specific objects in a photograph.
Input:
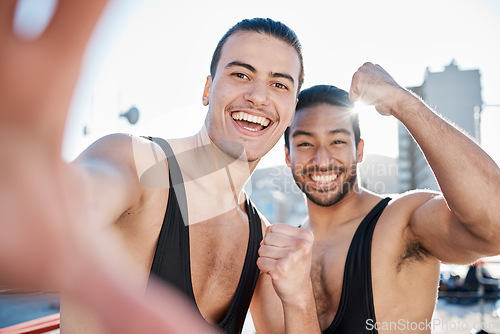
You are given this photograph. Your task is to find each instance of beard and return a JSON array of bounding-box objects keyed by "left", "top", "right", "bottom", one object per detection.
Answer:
[{"left": 292, "top": 167, "right": 358, "bottom": 207}]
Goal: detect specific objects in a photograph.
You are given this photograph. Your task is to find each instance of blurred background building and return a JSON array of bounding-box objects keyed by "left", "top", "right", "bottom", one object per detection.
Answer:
[{"left": 398, "top": 60, "right": 482, "bottom": 192}]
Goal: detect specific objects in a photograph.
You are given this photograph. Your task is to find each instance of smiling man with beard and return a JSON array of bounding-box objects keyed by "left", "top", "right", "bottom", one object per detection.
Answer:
[{"left": 253, "top": 64, "right": 500, "bottom": 334}]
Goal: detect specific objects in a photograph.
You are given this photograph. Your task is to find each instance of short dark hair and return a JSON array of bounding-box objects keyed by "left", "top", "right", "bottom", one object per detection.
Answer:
[
  {"left": 284, "top": 85, "right": 361, "bottom": 149},
  {"left": 210, "top": 18, "right": 304, "bottom": 93}
]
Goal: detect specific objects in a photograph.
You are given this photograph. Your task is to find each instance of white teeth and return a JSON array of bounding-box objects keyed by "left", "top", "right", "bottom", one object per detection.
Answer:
[
  {"left": 231, "top": 111, "right": 271, "bottom": 127},
  {"left": 310, "top": 174, "right": 338, "bottom": 184},
  {"left": 242, "top": 126, "right": 259, "bottom": 132}
]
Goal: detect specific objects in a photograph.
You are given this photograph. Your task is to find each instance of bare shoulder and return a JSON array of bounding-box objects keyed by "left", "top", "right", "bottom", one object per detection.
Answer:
[
  {"left": 67, "top": 134, "right": 171, "bottom": 226},
  {"left": 374, "top": 190, "right": 442, "bottom": 264},
  {"left": 75, "top": 133, "right": 166, "bottom": 165},
  {"left": 381, "top": 190, "right": 446, "bottom": 264},
  {"left": 74, "top": 134, "right": 169, "bottom": 186},
  {"left": 378, "top": 190, "right": 442, "bottom": 243},
  {"left": 384, "top": 189, "right": 442, "bottom": 224}
]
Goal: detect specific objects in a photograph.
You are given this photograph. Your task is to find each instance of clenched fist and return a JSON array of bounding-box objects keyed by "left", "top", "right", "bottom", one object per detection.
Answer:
[
  {"left": 257, "top": 224, "right": 314, "bottom": 305},
  {"left": 349, "top": 62, "right": 411, "bottom": 116}
]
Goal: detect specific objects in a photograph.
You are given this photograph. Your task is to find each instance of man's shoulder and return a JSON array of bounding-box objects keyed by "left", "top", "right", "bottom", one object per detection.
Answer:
[
  {"left": 386, "top": 189, "right": 442, "bottom": 215},
  {"left": 372, "top": 191, "right": 440, "bottom": 265},
  {"left": 77, "top": 134, "right": 172, "bottom": 186},
  {"left": 369, "top": 190, "right": 440, "bottom": 235},
  {"left": 77, "top": 133, "right": 165, "bottom": 160}
]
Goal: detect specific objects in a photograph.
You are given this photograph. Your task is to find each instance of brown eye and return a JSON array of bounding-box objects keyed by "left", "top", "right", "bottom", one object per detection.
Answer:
[
  {"left": 272, "top": 82, "right": 288, "bottom": 90},
  {"left": 233, "top": 73, "right": 249, "bottom": 80}
]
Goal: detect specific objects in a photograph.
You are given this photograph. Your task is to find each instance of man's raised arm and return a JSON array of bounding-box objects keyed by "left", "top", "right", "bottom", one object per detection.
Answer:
[{"left": 350, "top": 62, "right": 500, "bottom": 264}]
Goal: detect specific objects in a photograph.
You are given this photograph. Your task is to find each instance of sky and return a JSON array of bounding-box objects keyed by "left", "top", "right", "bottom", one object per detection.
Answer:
[{"left": 14, "top": 0, "right": 500, "bottom": 167}]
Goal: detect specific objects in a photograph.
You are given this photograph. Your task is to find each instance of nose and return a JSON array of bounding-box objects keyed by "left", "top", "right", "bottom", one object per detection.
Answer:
[
  {"left": 313, "top": 146, "right": 332, "bottom": 169},
  {"left": 244, "top": 81, "right": 269, "bottom": 107}
]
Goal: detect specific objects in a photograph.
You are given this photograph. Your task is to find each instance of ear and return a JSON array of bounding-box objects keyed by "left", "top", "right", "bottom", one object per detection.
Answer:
[
  {"left": 202, "top": 76, "right": 212, "bottom": 106},
  {"left": 356, "top": 139, "right": 364, "bottom": 163},
  {"left": 285, "top": 145, "right": 291, "bottom": 167}
]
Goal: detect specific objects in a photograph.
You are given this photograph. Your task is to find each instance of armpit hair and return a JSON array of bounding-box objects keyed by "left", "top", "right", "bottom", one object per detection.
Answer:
[{"left": 398, "top": 240, "right": 432, "bottom": 272}]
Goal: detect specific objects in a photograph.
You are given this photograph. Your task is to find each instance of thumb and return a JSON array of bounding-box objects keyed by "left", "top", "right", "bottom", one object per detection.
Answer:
[
  {"left": 349, "top": 86, "right": 360, "bottom": 102},
  {"left": 349, "top": 71, "right": 361, "bottom": 102}
]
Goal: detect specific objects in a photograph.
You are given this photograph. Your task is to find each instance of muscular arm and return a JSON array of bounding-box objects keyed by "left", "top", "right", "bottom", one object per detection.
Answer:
[
  {"left": 399, "top": 94, "right": 500, "bottom": 263},
  {"left": 350, "top": 63, "right": 500, "bottom": 264},
  {"left": 72, "top": 134, "right": 147, "bottom": 229}
]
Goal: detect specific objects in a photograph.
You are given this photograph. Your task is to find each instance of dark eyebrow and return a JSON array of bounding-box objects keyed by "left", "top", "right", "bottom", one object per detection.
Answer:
[
  {"left": 292, "top": 129, "right": 351, "bottom": 139},
  {"left": 330, "top": 129, "right": 351, "bottom": 136},
  {"left": 225, "top": 61, "right": 256, "bottom": 73},
  {"left": 271, "top": 72, "right": 295, "bottom": 86},
  {"left": 225, "top": 61, "right": 295, "bottom": 87},
  {"left": 292, "top": 130, "right": 313, "bottom": 138}
]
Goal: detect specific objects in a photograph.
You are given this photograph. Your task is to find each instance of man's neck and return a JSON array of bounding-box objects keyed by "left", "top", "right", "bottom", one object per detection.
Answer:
[
  {"left": 192, "top": 126, "right": 259, "bottom": 195},
  {"left": 171, "top": 126, "right": 259, "bottom": 224},
  {"left": 305, "top": 186, "right": 367, "bottom": 235}
]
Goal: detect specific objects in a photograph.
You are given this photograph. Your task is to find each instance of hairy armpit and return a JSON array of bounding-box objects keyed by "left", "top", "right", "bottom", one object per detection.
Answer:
[{"left": 398, "top": 240, "right": 432, "bottom": 272}]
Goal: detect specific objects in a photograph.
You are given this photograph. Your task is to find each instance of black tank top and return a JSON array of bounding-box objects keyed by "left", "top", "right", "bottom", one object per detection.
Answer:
[
  {"left": 323, "top": 197, "right": 391, "bottom": 334},
  {"left": 145, "top": 137, "right": 262, "bottom": 334}
]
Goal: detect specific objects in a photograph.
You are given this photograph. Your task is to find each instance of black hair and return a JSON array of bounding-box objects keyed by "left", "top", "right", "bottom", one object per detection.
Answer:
[
  {"left": 284, "top": 85, "right": 360, "bottom": 149},
  {"left": 210, "top": 18, "right": 304, "bottom": 92}
]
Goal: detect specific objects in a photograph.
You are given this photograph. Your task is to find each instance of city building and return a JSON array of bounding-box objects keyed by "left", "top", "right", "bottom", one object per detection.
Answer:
[{"left": 398, "top": 60, "right": 482, "bottom": 192}]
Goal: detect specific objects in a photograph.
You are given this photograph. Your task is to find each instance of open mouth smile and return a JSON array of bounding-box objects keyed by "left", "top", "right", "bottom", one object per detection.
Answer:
[
  {"left": 309, "top": 173, "right": 339, "bottom": 184},
  {"left": 231, "top": 111, "right": 271, "bottom": 132},
  {"left": 303, "top": 167, "right": 345, "bottom": 190}
]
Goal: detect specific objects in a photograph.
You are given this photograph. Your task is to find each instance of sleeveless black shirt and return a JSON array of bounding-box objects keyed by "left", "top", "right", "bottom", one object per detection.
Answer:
[
  {"left": 324, "top": 197, "right": 391, "bottom": 334},
  {"left": 146, "top": 137, "right": 262, "bottom": 334}
]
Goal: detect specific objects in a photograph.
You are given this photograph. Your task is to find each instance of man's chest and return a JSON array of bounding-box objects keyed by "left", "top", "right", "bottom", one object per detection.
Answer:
[
  {"left": 310, "top": 234, "right": 353, "bottom": 328},
  {"left": 188, "top": 212, "right": 252, "bottom": 322},
  {"left": 308, "top": 217, "right": 396, "bottom": 329}
]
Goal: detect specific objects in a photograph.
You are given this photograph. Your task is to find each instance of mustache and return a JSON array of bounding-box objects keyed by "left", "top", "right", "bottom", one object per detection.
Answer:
[
  {"left": 224, "top": 104, "right": 275, "bottom": 122},
  {"left": 301, "top": 165, "right": 347, "bottom": 175}
]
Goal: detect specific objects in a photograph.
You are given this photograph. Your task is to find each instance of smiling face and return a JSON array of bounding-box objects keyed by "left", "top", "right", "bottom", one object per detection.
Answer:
[
  {"left": 285, "top": 103, "right": 364, "bottom": 207},
  {"left": 203, "top": 31, "right": 301, "bottom": 162}
]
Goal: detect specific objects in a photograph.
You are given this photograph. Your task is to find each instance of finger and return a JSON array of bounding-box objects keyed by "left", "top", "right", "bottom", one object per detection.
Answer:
[
  {"left": 262, "top": 231, "right": 293, "bottom": 248},
  {"left": 256, "top": 257, "right": 278, "bottom": 276},
  {"left": 0, "top": 0, "right": 17, "bottom": 38},
  {"left": 35, "top": 0, "right": 108, "bottom": 153},
  {"left": 361, "top": 61, "right": 375, "bottom": 70},
  {"left": 258, "top": 244, "right": 290, "bottom": 260},
  {"left": 349, "top": 70, "right": 361, "bottom": 102},
  {"left": 267, "top": 223, "right": 312, "bottom": 240},
  {"left": 41, "top": 0, "right": 108, "bottom": 57}
]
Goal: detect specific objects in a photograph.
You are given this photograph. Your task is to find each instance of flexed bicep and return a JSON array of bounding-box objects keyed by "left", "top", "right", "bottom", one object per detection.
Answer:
[{"left": 408, "top": 192, "right": 494, "bottom": 265}]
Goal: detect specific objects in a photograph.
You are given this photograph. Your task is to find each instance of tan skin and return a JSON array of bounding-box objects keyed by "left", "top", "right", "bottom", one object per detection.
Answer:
[
  {"left": 254, "top": 63, "right": 500, "bottom": 333},
  {"left": 62, "top": 30, "right": 321, "bottom": 334}
]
